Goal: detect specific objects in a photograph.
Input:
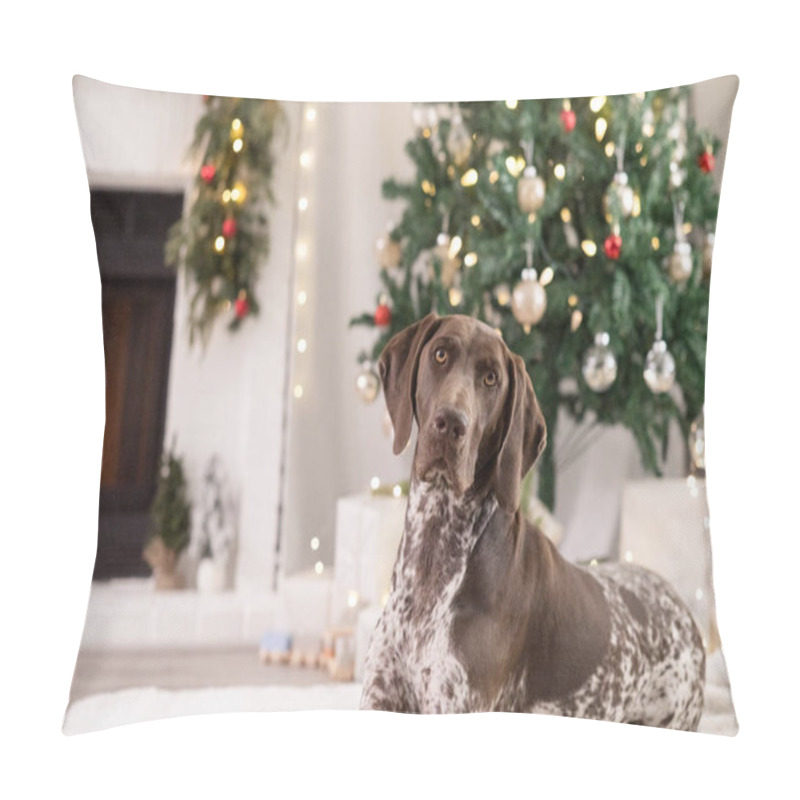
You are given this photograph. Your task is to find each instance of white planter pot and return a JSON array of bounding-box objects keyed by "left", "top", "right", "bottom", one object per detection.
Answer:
[{"left": 196, "top": 557, "right": 227, "bottom": 593}]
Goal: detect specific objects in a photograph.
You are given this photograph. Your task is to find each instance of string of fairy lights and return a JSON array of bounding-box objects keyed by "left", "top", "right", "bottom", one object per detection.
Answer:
[{"left": 286, "top": 103, "right": 328, "bottom": 577}]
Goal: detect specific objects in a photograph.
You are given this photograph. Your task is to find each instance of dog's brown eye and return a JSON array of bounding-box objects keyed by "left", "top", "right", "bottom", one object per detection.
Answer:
[
  {"left": 434, "top": 347, "right": 448, "bottom": 364},
  {"left": 484, "top": 370, "right": 497, "bottom": 387}
]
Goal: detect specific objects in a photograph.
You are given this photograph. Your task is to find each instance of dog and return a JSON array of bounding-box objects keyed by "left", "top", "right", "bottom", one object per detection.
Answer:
[{"left": 359, "top": 313, "right": 705, "bottom": 730}]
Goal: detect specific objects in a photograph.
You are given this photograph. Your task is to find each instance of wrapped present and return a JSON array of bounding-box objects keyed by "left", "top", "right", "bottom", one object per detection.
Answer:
[
  {"left": 332, "top": 492, "right": 405, "bottom": 623},
  {"left": 619, "top": 477, "right": 718, "bottom": 650}
]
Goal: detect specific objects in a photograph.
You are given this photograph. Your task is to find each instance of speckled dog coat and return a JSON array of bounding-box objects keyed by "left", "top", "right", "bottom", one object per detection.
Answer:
[{"left": 359, "top": 314, "right": 705, "bottom": 730}]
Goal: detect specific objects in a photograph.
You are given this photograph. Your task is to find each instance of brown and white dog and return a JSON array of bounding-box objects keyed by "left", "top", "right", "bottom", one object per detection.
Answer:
[{"left": 359, "top": 313, "right": 705, "bottom": 729}]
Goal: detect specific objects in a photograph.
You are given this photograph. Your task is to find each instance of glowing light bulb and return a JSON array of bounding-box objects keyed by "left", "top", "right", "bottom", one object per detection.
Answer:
[
  {"left": 471, "top": 214, "right": 481, "bottom": 226},
  {"left": 298, "top": 196, "right": 309, "bottom": 211},
  {"left": 297, "top": 339, "right": 307, "bottom": 353},
  {"left": 595, "top": 118, "right": 608, "bottom": 142},
  {"left": 299, "top": 151, "right": 312, "bottom": 168},
  {"left": 232, "top": 138, "right": 243, "bottom": 153},
  {"left": 347, "top": 590, "right": 360, "bottom": 608},
  {"left": 392, "top": 484, "right": 402, "bottom": 499},
  {"left": 314, "top": 561, "right": 324, "bottom": 575},
  {"left": 505, "top": 100, "right": 518, "bottom": 109},
  {"left": 560, "top": 207, "right": 572, "bottom": 223},
  {"left": 370, "top": 476, "right": 381, "bottom": 491},
  {"left": 214, "top": 236, "right": 225, "bottom": 252},
  {"left": 305, "top": 108, "right": 317, "bottom": 122},
  {"left": 581, "top": 240, "right": 597, "bottom": 257},
  {"left": 540, "top": 266, "right": 554, "bottom": 286},
  {"left": 297, "top": 290, "right": 308, "bottom": 306},
  {"left": 293, "top": 385, "right": 304, "bottom": 399},
  {"left": 460, "top": 168, "right": 478, "bottom": 187},
  {"left": 464, "top": 252, "right": 478, "bottom": 268},
  {"left": 310, "top": 537, "right": 320, "bottom": 551},
  {"left": 554, "top": 163, "right": 566, "bottom": 180},
  {"left": 590, "top": 96, "right": 607, "bottom": 113}
]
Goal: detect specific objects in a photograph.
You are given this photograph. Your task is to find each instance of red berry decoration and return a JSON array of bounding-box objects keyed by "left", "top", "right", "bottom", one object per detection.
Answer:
[
  {"left": 560, "top": 109, "right": 577, "bottom": 133},
  {"left": 222, "top": 217, "right": 238, "bottom": 238},
  {"left": 604, "top": 234, "right": 622, "bottom": 260},
  {"left": 200, "top": 164, "right": 216, "bottom": 184},
  {"left": 698, "top": 149, "right": 715, "bottom": 173},
  {"left": 374, "top": 303, "right": 392, "bottom": 327},
  {"left": 234, "top": 296, "right": 250, "bottom": 319}
]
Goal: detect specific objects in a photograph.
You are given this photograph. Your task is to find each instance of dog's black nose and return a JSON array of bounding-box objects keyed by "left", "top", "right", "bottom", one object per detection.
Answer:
[{"left": 433, "top": 407, "right": 468, "bottom": 440}]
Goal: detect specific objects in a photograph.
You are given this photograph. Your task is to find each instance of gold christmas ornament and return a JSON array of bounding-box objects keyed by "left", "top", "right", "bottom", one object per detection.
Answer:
[
  {"left": 375, "top": 230, "right": 402, "bottom": 270},
  {"left": 511, "top": 268, "right": 547, "bottom": 333},
  {"left": 689, "top": 408, "right": 706, "bottom": 476},
  {"left": 517, "top": 165, "right": 546, "bottom": 213},
  {"left": 667, "top": 240, "right": 693, "bottom": 282},
  {"left": 582, "top": 332, "right": 617, "bottom": 393},
  {"left": 703, "top": 233, "right": 714, "bottom": 280},
  {"left": 447, "top": 112, "right": 472, "bottom": 167},
  {"left": 356, "top": 367, "right": 380, "bottom": 404},
  {"left": 434, "top": 231, "right": 462, "bottom": 288}
]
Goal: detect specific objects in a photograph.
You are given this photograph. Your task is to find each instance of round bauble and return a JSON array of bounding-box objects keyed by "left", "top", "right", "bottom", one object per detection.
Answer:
[
  {"left": 374, "top": 303, "right": 392, "bottom": 327},
  {"left": 511, "top": 269, "right": 547, "bottom": 332},
  {"left": 582, "top": 332, "right": 617, "bottom": 393},
  {"left": 643, "top": 339, "right": 676, "bottom": 394},
  {"left": 667, "top": 241, "right": 693, "bottom": 282},
  {"left": 375, "top": 231, "right": 402, "bottom": 270},
  {"left": 517, "top": 166, "right": 546, "bottom": 214},
  {"left": 447, "top": 114, "right": 472, "bottom": 167},
  {"left": 356, "top": 367, "right": 380, "bottom": 404},
  {"left": 604, "top": 172, "right": 635, "bottom": 219}
]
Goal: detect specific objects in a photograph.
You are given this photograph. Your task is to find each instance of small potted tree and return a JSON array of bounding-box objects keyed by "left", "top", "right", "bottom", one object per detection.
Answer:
[{"left": 143, "top": 441, "right": 192, "bottom": 590}]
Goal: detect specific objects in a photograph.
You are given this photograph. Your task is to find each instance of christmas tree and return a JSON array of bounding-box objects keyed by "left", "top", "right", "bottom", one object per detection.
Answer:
[{"left": 351, "top": 89, "right": 721, "bottom": 510}]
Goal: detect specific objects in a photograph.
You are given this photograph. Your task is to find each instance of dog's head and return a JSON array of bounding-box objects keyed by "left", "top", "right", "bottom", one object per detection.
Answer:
[{"left": 378, "top": 313, "right": 546, "bottom": 512}]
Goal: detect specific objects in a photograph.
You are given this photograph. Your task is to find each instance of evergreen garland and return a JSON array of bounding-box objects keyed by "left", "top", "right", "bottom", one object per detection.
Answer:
[
  {"left": 166, "top": 96, "right": 284, "bottom": 347},
  {"left": 352, "top": 89, "right": 721, "bottom": 510}
]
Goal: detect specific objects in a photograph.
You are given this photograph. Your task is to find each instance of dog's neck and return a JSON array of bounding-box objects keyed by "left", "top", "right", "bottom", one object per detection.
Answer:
[{"left": 393, "top": 475, "right": 498, "bottom": 612}]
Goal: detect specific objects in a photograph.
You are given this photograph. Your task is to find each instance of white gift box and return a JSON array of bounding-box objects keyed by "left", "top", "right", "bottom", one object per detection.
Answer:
[
  {"left": 332, "top": 492, "right": 406, "bottom": 624},
  {"left": 619, "top": 477, "right": 717, "bottom": 648}
]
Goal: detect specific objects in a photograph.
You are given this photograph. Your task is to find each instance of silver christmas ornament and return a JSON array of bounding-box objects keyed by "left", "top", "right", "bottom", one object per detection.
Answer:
[
  {"left": 582, "top": 332, "right": 617, "bottom": 393},
  {"left": 511, "top": 268, "right": 547, "bottom": 332},
  {"left": 517, "top": 165, "right": 546, "bottom": 213},
  {"left": 356, "top": 367, "right": 380, "bottom": 404},
  {"left": 667, "top": 240, "right": 693, "bottom": 282},
  {"left": 604, "top": 171, "right": 635, "bottom": 219},
  {"left": 643, "top": 339, "right": 676, "bottom": 394}
]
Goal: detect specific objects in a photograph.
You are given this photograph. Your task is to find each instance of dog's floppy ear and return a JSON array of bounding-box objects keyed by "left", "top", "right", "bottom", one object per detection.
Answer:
[
  {"left": 379, "top": 313, "right": 440, "bottom": 455},
  {"left": 493, "top": 353, "right": 547, "bottom": 512}
]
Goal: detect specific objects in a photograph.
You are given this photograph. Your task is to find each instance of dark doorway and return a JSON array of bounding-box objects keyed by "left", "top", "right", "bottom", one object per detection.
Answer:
[{"left": 91, "top": 190, "right": 183, "bottom": 580}]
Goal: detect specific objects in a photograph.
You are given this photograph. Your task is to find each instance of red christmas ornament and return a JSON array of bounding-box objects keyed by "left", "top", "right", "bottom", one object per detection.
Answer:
[
  {"left": 234, "top": 296, "right": 250, "bottom": 318},
  {"left": 560, "top": 109, "right": 577, "bottom": 133},
  {"left": 698, "top": 149, "right": 715, "bottom": 173},
  {"left": 374, "top": 303, "right": 392, "bottom": 327},
  {"left": 604, "top": 234, "right": 622, "bottom": 260},
  {"left": 222, "top": 218, "right": 238, "bottom": 238},
  {"left": 200, "top": 164, "right": 216, "bottom": 184}
]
